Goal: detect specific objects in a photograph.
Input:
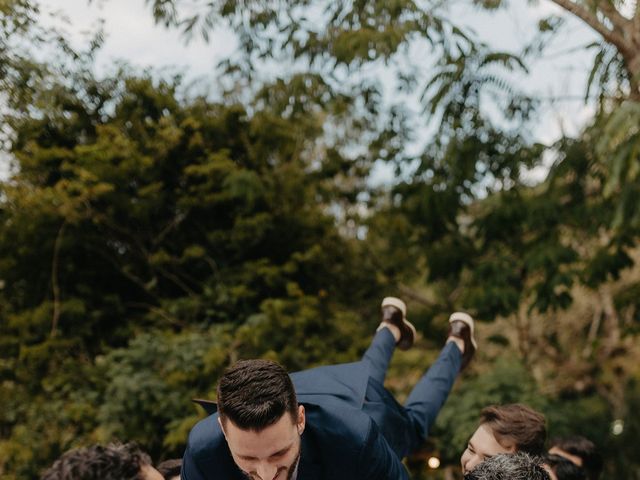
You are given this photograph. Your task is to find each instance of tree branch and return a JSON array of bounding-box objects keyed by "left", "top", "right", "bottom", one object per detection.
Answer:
[
  {"left": 582, "top": 302, "right": 602, "bottom": 358},
  {"left": 154, "top": 264, "right": 199, "bottom": 297},
  {"left": 634, "top": 1, "right": 640, "bottom": 45},
  {"left": 549, "top": 0, "right": 630, "bottom": 53},
  {"left": 50, "top": 221, "right": 67, "bottom": 338},
  {"left": 596, "top": 0, "right": 631, "bottom": 34},
  {"left": 360, "top": 241, "right": 435, "bottom": 307},
  {"left": 82, "top": 243, "right": 160, "bottom": 301},
  {"left": 125, "top": 301, "right": 186, "bottom": 328},
  {"left": 397, "top": 283, "right": 436, "bottom": 307},
  {"left": 153, "top": 210, "right": 189, "bottom": 247}
]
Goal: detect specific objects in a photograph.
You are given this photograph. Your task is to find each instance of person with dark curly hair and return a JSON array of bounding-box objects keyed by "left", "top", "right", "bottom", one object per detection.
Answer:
[{"left": 41, "top": 442, "right": 163, "bottom": 480}]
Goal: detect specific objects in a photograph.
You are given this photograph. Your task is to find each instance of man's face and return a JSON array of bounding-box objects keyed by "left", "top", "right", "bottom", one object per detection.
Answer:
[
  {"left": 220, "top": 405, "right": 305, "bottom": 480},
  {"left": 460, "top": 424, "right": 516, "bottom": 474}
]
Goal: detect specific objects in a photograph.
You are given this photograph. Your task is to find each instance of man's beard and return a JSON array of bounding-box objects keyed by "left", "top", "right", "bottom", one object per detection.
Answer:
[
  {"left": 242, "top": 444, "right": 301, "bottom": 480},
  {"left": 285, "top": 447, "right": 301, "bottom": 480}
]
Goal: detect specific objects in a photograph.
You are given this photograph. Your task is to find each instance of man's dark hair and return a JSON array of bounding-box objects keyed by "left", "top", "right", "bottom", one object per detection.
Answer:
[
  {"left": 464, "top": 452, "right": 551, "bottom": 480},
  {"left": 544, "top": 453, "right": 587, "bottom": 480},
  {"left": 156, "top": 458, "right": 181, "bottom": 479},
  {"left": 480, "top": 404, "right": 547, "bottom": 455},
  {"left": 41, "top": 443, "right": 150, "bottom": 480},
  {"left": 548, "top": 435, "right": 602, "bottom": 480},
  {"left": 217, "top": 359, "right": 298, "bottom": 431}
]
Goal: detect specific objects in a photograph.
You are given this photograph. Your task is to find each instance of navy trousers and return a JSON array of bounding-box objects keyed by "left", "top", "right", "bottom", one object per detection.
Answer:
[{"left": 361, "top": 328, "right": 462, "bottom": 458}]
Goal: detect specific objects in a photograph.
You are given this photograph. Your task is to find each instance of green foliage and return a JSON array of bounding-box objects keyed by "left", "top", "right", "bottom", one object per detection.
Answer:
[
  {"left": 545, "top": 395, "right": 611, "bottom": 445},
  {"left": 3, "top": 1, "right": 640, "bottom": 478},
  {"left": 545, "top": 378, "right": 640, "bottom": 480},
  {"left": 235, "top": 295, "right": 368, "bottom": 370},
  {"left": 97, "top": 328, "right": 231, "bottom": 456},
  {"left": 143, "top": 0, "right": 535, "bottom": 136},
  {"left": 0, "top": 341, "right": 101, "bottom": 479},
  {"left": 146, "top": 0, "right": 454, "bottom": 65},
  {"left": 0, "top": 50, "right": 385, "bottom": 475},
  {"left": 364, "top": 55, "right": 640, "bottom": 479},
  {"left": 604, "top": 379, "right": 640, "bottom": 479},
  {"left": 584, "top": 42, "right": 627, "bottom": 104},
  {"left": 596, "top": 101, "right": 640, "bottom": 230}
]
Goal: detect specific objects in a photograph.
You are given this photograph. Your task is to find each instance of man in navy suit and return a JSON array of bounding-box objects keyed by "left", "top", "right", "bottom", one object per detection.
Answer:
[{"left": 181, "top": 297, "right": 476, "bottom": 480}]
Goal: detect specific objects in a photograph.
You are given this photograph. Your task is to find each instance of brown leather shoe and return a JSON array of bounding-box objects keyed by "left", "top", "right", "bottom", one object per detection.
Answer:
[
  {"left": 448, "top": 312, "right": 477, "bottom": 370},
  {"left": 381, "top": 297, "right": 416, "bottom": 350}
]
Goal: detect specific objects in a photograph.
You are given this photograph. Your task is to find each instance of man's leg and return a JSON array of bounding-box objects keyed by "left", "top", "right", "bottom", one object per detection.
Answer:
[
  {"left": 362, "top": 327, "right": 397, "bottom": 385},
  {"left": 362, "top": 297, "right": 416, "bottom": 384},
  {"left": 403, "top": 312, "right": 476, "bottom": 453}
]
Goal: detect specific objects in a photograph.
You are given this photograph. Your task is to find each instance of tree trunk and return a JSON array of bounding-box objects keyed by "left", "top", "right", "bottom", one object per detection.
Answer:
[{"left": 624, "top": 51, "right": 640, "bottom": 101}]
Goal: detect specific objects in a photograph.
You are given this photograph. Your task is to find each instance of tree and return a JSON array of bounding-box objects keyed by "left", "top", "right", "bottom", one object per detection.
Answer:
[
  {"left": 547, "top": 0, "right": 640, "bottom": 101},
  {"left": 0, "top": 41, "right": 391, "bottom": 475},
  {"left": 3, "top": 0, "right": 640, "bottom": 477}
]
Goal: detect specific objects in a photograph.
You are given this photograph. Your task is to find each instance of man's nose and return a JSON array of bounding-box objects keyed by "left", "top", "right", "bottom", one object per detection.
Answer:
[{"left": 256, "top": 462, "right": 278, "bottom": 480}]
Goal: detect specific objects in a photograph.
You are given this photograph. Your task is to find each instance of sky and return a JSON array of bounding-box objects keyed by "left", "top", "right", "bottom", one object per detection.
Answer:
[
  {"left": 4, "top": 0, "right": 606, "bottom": 182},
  {"left": 41, "top": 0, "right": 600, "bottom": 137},
  {"left": 44, "top": 0, "right": 237, "bottom": 79}
]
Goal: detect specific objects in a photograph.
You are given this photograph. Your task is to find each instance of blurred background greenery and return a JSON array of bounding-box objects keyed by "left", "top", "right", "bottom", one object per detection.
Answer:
[{"left": 1, "top": 0, "right": 639, "bottom": 478}]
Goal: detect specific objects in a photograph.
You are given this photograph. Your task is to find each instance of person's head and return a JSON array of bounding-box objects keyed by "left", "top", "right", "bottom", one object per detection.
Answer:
[
  {"left": 543, "top": 453, "right": 586, "bottom": 480},
  {"left": 41, "top": 443, "right": 163, "bottom": 480},
  {"left": 216, "top": 359, "right": 305, "bottom": 480},
  {"left": 464, "top": 452, "right": 551, "bottom": 480},
  {"left": 156, "top": 458, "right": 182, "bottom": 480},
  {"left": 461, "top": 404, "right": 547, "bottom": 474},
  {"left": 548, "top": 436, "right": 602, "bottom": 480}
]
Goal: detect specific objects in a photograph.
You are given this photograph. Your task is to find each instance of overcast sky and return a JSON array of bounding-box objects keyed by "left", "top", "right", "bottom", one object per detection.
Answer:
[
  {"left": 13, "top": 0, "right": 604, "bottom": 184},
  {"left": 43, "top": 0, "right": 236, "bottom": 77},
  {"left": 41, "top": 0, "right": 600, "bottom": 137}
]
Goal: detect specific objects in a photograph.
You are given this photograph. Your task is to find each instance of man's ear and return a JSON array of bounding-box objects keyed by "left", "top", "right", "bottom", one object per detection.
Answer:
[
  {"left": 217, "top": 416, "right": 228, "bottom": 439},
  {"left": 297, "top": 405, "right": 305, "bottom": 435}
]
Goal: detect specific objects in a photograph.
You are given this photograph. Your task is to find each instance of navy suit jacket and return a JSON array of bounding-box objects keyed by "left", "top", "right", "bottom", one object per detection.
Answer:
[{"left": 181, "top": 361, "right": 411, "bottom": 480}]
